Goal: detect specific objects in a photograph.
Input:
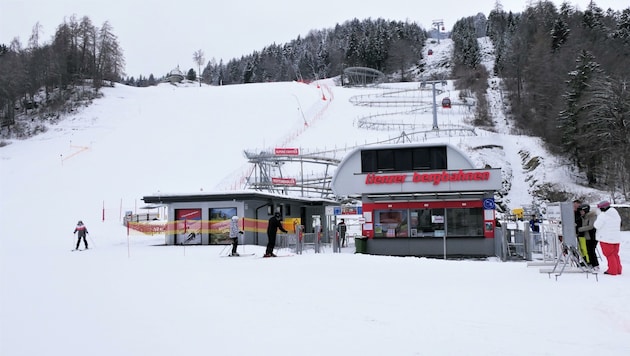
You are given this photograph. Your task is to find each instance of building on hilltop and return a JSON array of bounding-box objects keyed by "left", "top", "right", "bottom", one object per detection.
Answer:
[{"left": 166, "top": 66, "right": 184, "bottom": 83}]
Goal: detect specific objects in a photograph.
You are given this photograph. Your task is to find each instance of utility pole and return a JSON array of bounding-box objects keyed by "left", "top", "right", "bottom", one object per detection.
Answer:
[
  {"left": 422, "top": 80, "right": 448, "bottom": 130},
  {"left": 432, "top": 20, "right": 444, "bottom": 44}
]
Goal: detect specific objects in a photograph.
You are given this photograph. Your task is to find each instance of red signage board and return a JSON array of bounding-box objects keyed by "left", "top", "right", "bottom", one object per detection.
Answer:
[
  {"left": 274, "top": 148, "right": 299, "bottom": 155},
  {"left": 272, "top": 177, "right": 297, "bottom": 186}
]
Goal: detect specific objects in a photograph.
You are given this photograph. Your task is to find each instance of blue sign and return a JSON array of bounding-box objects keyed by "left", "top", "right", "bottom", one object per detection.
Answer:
[{"left": 483, "top": 198, "right": 495, "bottom": 210}]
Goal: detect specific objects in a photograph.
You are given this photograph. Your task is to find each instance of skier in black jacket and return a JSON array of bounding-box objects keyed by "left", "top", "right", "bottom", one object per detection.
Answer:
[
  {"left": 265, "top": 212, "right": 287, "bottom": 257},
  {"left": 73, "top": 220, "right": 89, "bottom": 250}
]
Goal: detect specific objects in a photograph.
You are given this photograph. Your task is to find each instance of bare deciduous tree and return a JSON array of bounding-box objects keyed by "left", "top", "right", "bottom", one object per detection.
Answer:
[{"left": 193, "top": 49, "right": 205, "bottom": 86}]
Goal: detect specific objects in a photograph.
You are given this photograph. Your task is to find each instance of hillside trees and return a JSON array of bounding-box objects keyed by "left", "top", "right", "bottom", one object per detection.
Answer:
[
  {"left": 558, "top": 50, "right": 602, "bottom": 184},
  {"left": 452, "top": 17, "right": 482, "bottom": 70},
  {"left": 94, "top": 21, "right": 124, "bottom": 88},
  {"left": 488, "top": 0, "right": 630, "bottom": 197},
  {"left": 202, "top": 18, "right": 426, "bottom": 84},
  {"left": 451, "top": 16, "right": 490, "bottom": 127},
  {"left": 0, "top": 15, "right": 125, "bottom": 122},
  {"left": 578, "top": 75, "right": 630, "bottom": 195}
]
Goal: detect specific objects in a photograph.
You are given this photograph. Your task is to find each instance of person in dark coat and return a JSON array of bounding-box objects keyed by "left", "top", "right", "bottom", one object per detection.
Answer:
[
  {"left": 265, "top": 212, "right": 287, "bottom": 257},
  {"left": 573, "top": 199, "right": 583, "bottom": 236},
  {"left": 338, "top": 219, "right": 348, "bottom": 247},
  {"left": 577, "top": 204, "right": 599, "bottom": 270},
  {"left": 73, "top": 220, "right": 89, "bottom": 250},
  {"left": 529, "top": 215, "right": 541, "bottom": 233}
]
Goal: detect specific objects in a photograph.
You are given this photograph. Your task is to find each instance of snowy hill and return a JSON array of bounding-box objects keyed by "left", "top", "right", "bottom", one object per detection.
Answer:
[
  {"left": 1, "top": 38, "right": 630, "bottom": 356},
  {"left": 0, "top": 39, "right": 610, "bottom": 215}
]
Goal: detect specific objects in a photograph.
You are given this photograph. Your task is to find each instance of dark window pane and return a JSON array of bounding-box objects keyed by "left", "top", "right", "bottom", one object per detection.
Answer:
[
  {"left": 431, "top": 147, "right": 447, "bottom": 169},
  {"left": 377, "top": 150, "right": 395, "bottom": 171},
  {"left": 361, "top": 150, "right": 376, "bottom": 172},
  {"left": 394, "top": 150, "right": 413, "bottom": 171},
  {"left": 412, "top": 148, "right": 431, "bottom": 170},
  {"left": 446, "top": 208, "right": 483, "bottom": 236}
]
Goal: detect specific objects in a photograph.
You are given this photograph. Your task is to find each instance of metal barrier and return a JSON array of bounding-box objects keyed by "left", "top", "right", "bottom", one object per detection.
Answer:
[{"left": 276, "top": 230, "right": 326, "bottom": 254}]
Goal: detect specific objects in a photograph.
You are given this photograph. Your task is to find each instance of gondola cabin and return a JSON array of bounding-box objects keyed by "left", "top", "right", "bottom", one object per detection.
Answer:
[{"left": 441, "top": 97, "right": 451, "bottom": 108}]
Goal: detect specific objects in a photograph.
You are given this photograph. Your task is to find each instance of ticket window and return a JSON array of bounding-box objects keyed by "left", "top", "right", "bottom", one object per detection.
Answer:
[
  {"left": 373, "top": 210, "right": 408, "bottom": 238},
  {"left": 446, "top": 208, "right": 484, "bottom": 237},
  {"left": 409, "top": 208, "right": 445, "bottom": 238}
]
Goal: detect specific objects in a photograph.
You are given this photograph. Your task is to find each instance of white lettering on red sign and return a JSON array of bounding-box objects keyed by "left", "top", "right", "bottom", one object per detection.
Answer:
[
  {"left": 272, "top": 177, "right": 297, "bottom": 186},
  {"left": 274, "top": 148, "right": 299, "bottom": 155}
]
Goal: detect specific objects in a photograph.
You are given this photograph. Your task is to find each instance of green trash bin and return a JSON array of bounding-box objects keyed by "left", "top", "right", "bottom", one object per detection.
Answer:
[{"left": 355, "top": 236, "right": 367, "bottom": 254}]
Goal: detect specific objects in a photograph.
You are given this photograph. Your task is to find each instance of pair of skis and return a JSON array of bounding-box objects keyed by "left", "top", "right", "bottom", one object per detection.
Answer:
[
  {"left": 221, "top": 253, "right": 294, "bottom": 258},
  {"left": 222, "top": 253, "right": 256, "bottom": 258}
]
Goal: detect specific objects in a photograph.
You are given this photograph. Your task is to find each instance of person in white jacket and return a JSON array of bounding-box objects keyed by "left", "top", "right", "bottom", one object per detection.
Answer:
[
  {"left": 229, "top": 216, "right": 242, "bottom": 256},
  {"left": 593, "top": 201, "right": 622, "bottom": 275}
]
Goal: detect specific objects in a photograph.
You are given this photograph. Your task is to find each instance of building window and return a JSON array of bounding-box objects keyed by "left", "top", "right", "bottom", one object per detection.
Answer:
[
  {"left": 371, "top": 207, "right": 483, "bottom": 238},
  {"left": 373, "top": 210, "right": 408, "bottom": 237},
  {"left": 445, "top": 208, "right": 483, "bottom": 237},
  {"left": 409, "top": 208, "right": 445, "bottom": 237},
  {"left": 361, "top": 146, "right": 447, "bottom": 173}
]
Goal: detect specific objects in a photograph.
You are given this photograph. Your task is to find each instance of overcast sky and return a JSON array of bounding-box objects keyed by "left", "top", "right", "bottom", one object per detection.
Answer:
[{"left": 0, "top": 0, "right": 626, "bottom": 78}]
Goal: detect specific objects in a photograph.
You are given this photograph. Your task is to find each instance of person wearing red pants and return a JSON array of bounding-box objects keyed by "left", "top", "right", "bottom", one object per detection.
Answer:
[{"left": 594, "top": 201, "right": 622, "bottom": 275}]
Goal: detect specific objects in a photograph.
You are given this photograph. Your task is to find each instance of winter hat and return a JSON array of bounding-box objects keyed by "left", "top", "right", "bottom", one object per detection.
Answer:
[
  {"left": 231, "top": 216, "right": 239, "bottom": 221},
  {"left": 597, "top": 201, "right": 611, "bottom": 209}
]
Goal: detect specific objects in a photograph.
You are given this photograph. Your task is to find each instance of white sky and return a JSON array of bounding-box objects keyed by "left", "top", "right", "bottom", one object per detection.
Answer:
[
  {"left": 1, "top": 37, "right": 630, "bottom": 355},
  {"left": 0, "top": 0, "right": 626, "bottom": 78}
]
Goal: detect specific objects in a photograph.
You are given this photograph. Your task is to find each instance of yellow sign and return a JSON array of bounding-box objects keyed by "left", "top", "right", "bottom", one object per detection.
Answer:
[{"left": 511, "top": 208, "right": 524, "bottom": 219}]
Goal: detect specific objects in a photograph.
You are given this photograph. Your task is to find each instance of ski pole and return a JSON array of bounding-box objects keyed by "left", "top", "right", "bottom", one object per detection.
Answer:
[
  {"left": 219, "top": 244, "right": 230, "bottom": 256},
  {"left": 88, "top": 234, "right": 96, "bottom": 248}
]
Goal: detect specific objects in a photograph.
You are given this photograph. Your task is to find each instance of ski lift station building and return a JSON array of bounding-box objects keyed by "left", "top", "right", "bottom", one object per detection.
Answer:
[
  {"left": 141, "top": 191, "right": 336, "bottom": 247},
  {"left": 331, "top": 142, "right": 503, "bottom": 258},
  {"left": 141, "top": 142, "right": 503, "bottom": 258}
]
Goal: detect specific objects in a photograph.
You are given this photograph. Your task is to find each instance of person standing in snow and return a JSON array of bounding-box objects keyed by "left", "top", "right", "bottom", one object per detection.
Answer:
[
  {"left": 593, "top": 201, "right": 622, "bottom": 275},
  {"left": 528, "top": 214, "right": 541, "bottom": 233},
  {"left": 73, "top": 220, "right": 89, "bottom": 250},
  {"left": 229, "top": 215, "right": 242, "bottom": 256},
  {"left": 577, "top": 204, "right": 599, "bottom": 270},
  {"left": 573, "top": 199, "right": 583, "bottom": 235},
  {"left": 338, "top": 219, "right": 348, "bottom": 248},
  {"left": 265, "top": 212, "right": 287, "bottom": 257},
  {"left": 572, "top": 199, "right": 588, "bottom": 261},
  {"left": 528, "top": 214, "right": 541, "bottom": 247}
]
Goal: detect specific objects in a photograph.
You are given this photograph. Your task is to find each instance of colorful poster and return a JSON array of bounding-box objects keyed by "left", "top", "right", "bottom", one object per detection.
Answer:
[
  {"left": 175, "top": 209, "right": 201, "bottom": 244},
  {"left": 209, "top": 207, "right": 237, "bottom": 245}
]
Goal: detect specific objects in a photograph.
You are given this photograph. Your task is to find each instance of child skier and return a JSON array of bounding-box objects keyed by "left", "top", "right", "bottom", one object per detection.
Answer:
[{"left": 73, "top": 220, "right": 89, "bottom": 250}]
